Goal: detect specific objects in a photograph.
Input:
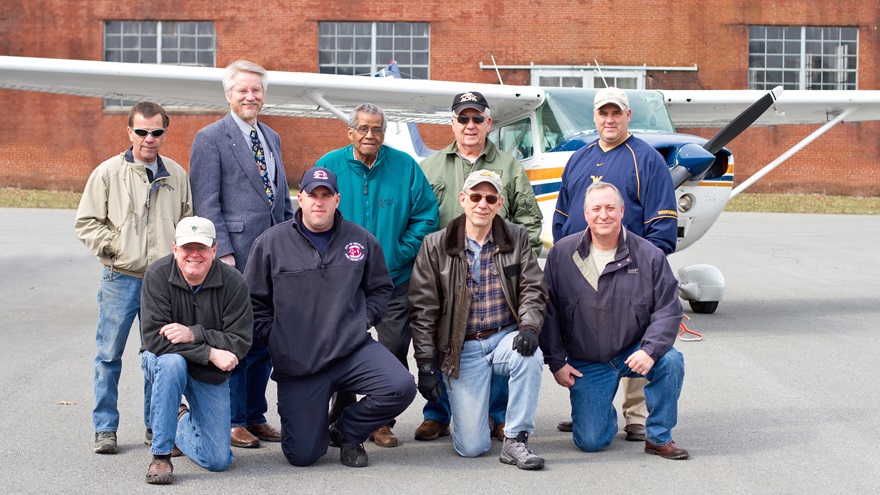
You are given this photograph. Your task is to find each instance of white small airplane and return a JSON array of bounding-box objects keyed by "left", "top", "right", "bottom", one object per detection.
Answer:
[{"left": 3, "top": 55, "right": 879, "bottom": 314}]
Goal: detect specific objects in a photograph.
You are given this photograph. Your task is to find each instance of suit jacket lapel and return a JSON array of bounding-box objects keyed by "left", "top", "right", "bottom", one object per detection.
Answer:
[{"left": 223, "top": 114, "right": 271, "bottom": 204}]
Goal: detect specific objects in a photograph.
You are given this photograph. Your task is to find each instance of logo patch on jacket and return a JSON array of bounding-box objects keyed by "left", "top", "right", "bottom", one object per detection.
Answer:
[{"left": 345, "top": 242, "right": 366, "bottom": 261}]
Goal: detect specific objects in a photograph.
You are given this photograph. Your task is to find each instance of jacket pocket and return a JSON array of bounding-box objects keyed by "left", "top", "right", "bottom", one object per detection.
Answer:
[{"left": 226, "top": 220, "right": 244, "bottom": 233}]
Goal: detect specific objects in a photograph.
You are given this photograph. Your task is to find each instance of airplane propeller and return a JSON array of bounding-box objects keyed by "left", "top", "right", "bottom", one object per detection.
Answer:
[{"left": 670, "top": 86, "right": 784, "bottom": 188}]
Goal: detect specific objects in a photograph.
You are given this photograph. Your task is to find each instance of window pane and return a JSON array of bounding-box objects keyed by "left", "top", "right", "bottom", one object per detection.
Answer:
[{"left": 318, "top": 21, "right": 430, "bottom": 80}]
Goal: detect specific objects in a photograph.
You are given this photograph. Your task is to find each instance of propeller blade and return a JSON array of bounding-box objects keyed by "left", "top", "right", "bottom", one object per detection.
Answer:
[{"left": 702, "top": 86, "right": 783, "bottom": 154}]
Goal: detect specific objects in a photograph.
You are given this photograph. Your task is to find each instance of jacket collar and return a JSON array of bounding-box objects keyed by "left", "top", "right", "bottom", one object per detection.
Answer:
[
  {"left": 124, "top": 148, "right": 170, "bottom": 180},
  {"left": 444, "top": 214, "right": 513, "bottom": 256},
  {"left": 440, "top": 138, "right": 498, "bottom": 162},
  {"left": 576, "top": 227, "right": 630, "bottom": 261}
]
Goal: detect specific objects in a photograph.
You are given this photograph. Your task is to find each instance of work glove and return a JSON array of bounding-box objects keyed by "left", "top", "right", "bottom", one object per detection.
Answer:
[
  {"left": 417, "top": 363, "right": 441, "bottom": 403},
  {"left": 512, "top": 329, "right": 539, "bottom": 356}
]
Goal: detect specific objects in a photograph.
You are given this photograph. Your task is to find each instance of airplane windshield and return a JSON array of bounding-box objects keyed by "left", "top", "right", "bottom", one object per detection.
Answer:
[{"left": 541, "top": 88, "right": 675, "bottom": 143}]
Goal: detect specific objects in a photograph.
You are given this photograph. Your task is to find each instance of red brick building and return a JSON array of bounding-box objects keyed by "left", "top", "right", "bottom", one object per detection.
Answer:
[{"left": 1, "top": 0, "right": 878, "bottom": 195}]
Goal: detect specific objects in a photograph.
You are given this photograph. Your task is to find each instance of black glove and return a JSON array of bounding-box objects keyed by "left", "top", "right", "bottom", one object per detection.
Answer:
[
  {"left": 417, "top": 363, "right": 441, "bottom": 403},
  {"left": 512, "top": 329, "right": 539, "bottom": 356}
]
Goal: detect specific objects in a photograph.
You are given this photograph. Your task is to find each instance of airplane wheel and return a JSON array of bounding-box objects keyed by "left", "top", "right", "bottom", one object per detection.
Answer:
[{"left": 689, "top": 300, "right": 718, "bottom": 314}]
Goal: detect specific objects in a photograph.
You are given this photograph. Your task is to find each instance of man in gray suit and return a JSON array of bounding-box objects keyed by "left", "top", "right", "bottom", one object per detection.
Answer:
[{"left": 190, "top": 59, "right": 294, "bottom": 449}]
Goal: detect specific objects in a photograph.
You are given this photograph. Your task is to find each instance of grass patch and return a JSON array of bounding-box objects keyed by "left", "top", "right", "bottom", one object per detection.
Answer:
[
  {"left": 725, "top": 193, "right": 880, "bottom": 215},
  {"left": 0, "top": 188, "right": 877, "bottom": 214}
]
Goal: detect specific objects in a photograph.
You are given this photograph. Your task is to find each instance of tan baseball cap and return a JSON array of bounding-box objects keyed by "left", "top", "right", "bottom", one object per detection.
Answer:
[
  {"left": 462, "top": 169, "right": 503, "bottom": 196},
  {"left": 594, "top": 87, "right": 629, "bottom": 111},
  {"left": 175, "top": 216, "right": 216, "bottom": 247}
]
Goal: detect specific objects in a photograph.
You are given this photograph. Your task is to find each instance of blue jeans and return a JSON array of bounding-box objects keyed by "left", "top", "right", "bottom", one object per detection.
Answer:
[
  {"left": 93, "top": 268, "right": 142, "bottom": 433},
  {"left": 445, "top": 325, "right": 543, "bottom": 457},
  {"left": 228, "top": 339, "right": 271, "bottom": 427},
  {"left": 423, "top": 371, "right": 509, "bottom": 426},
  {"left": 142, "top": 351, "right": 233, "bottom": 471},
  {"left": 568, "top": 342, "right": 685, "bottom": 452}
]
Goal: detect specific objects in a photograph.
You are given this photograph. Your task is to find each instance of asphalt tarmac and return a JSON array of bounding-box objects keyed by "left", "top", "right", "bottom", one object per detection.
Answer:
[{"left": 1, "top": 208, "right": 878, "bottom": 494}]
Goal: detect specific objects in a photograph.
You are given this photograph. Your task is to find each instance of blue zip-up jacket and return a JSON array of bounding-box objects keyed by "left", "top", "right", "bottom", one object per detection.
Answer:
[
  {"left": 245, "top": 210, "right": 393, "bottom": 379},
  {"left": 540, "top": 227, "right": 682, "bottom": 373},
  {"left": 552, "top": 134, "right": 678, "bottom": 254},
  {"left": 316, "top": 144, "right": 438, "bottom": 286}
]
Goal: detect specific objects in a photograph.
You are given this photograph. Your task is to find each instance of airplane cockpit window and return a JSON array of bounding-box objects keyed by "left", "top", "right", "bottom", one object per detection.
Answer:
[
  {"left": 497, "top": 118, "right": 534, "bottom": 161},
  {"left": 542, "top": 88, "right": 675, "bottom": 142}
]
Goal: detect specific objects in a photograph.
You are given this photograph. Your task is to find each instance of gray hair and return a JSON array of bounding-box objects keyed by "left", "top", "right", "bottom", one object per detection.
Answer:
[
  {"left": 583, "top": 181, "right": 625, "bottom": 210},
  {"left": 348, "top": 103, "right": 387, "bottom": 130},
  {"left": 222, "top": 60, "right": 268, "bottom": 93}
]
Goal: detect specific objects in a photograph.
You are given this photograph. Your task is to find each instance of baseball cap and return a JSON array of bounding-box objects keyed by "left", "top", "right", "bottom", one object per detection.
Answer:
[
  {"left": 462, "top": 169, "right": 503, "bottom": 196},
  {"left": 301, "top": 167, "right": 338, "bottom": 194},
  {"left": 452, "top": 91, "right": 489, "bottom": 114},
  {"left": 594, "top": 87, "right": 629, "bottom": 111},
  {"left": 175, "top": 216, "right": 216, "bottom": 247}
]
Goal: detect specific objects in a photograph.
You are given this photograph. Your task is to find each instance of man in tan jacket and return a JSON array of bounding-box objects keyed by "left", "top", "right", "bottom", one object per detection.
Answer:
[{"left": 75, "top": 101, "right": 192, "bottom": 455}]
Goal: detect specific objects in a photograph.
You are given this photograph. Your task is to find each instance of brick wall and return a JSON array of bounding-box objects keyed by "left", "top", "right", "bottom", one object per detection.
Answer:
[{"left": 1, "top": 0, "right": 878, "bottom": 195}]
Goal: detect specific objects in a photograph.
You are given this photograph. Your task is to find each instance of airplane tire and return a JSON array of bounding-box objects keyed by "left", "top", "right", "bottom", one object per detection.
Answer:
[{"left": 689, "top": 300, "right": 719, "bottom": 314}]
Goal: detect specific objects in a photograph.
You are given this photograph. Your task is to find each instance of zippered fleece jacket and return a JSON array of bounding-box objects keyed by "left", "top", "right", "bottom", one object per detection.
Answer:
[
  {"left": 75, "top": 149, "right": 193, "bottom": 277},
  {"left": 245, "top": 210, "right": 393, "bottom": 379},
  {"left": 140, "top": 254, "right": 253, "bottom": 384},
  {"left": 540, "top": 228, "right": 682, "bottom": 373},
  {"left": 316, "top": 144, "right": 438, "bottom": 286}
]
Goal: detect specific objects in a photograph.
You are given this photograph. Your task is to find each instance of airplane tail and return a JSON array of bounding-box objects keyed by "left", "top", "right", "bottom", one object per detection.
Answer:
[{"left": 375, "top": 61, "right": 434, "bottom": 160}]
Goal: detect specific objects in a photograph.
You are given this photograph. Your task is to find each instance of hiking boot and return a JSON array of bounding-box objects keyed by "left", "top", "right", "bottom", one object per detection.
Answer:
[
  {"left": 500, "top": 432, "right": 544, "bottom": 470},
  {"left": 330, "top": 422, "right": 368, "bottom": 467},
  {"left": 94, "top": 431, "right": 117, "bottom": 454},
  {"left": 369, "top": 424, "right": 399, "bottom": 448},
  {"left": 145, "top": 456, "right": 173, "bottom": 484},
  {"left": 413, "top": 420, "right": 450, "bottom": 441}
]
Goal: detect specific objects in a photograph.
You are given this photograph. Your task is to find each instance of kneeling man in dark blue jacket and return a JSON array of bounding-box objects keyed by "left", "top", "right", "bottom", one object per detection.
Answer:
[
  {"left": 540, "top": 181, "right": 689, "bottom": 460},
  {"left": 245, "top": 167, "right": 416, "bottom": 468}
]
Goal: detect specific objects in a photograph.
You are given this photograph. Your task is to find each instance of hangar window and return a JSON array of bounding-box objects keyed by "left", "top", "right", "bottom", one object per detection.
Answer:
[
  {"left": 749, "top": 26, "right": 858, "bottom": 90},
  {"left": 103, "top": 21, "right": 216, "bottom": 107},
  {"left": 530, "top": 69, "right": 643, "bottom": 90},
  {"left": 319, "top": 22, "right": 429, "bottom": 79}
]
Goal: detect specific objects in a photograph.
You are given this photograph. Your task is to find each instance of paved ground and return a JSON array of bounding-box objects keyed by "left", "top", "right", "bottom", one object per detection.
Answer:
[{"left": 1, "top": 209, "right": 878, "bottom": 494}]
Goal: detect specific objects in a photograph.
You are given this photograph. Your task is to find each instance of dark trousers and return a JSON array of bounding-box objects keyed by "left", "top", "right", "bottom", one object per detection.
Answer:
[
  {"left": 329, "top": 282, "right": 412, "bottom": 425},
  {"left": 228, "top": 339, "right": 271, "bottom": 426},
  {"left": 277, "top": 338, "right": 416, "bottom": 466}
]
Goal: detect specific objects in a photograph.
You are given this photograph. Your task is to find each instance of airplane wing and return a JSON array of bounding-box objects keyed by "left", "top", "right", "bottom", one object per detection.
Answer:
[
  {"left": 0, "top": 55, "right": 544, "bottom": 125},
  {"left": 662, "top": 89, "right": 880, "bottom": 127}
]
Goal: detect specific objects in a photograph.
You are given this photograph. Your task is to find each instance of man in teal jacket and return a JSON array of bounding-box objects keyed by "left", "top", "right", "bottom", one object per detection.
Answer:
[{"left": 316, "top": 103, "right": 439, "bottom": 448}]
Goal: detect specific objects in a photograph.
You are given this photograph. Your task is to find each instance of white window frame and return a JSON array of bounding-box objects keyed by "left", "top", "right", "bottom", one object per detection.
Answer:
[
  {"left": 748, "top": 25, "right": 858, "bottom": 90},
  {"left": 318, "top": 21, "right": 430, "bottom": 79},
  {"left": 530, "top": 68, "right": 645, "bottom": 89}
]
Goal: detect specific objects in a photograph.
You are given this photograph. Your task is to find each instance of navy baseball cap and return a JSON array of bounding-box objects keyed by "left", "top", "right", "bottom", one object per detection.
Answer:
[{"left": 301, "top": 167, "right": 338, "bottom": 194}]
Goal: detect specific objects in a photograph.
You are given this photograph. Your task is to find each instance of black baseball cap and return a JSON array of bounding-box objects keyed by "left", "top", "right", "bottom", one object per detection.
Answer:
[{"left": 452, "top": 91, "right": 489, "bottom": 114}]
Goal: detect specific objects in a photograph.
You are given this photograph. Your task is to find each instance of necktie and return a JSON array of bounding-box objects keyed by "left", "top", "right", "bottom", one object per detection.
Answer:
[{"left": 250, "top": 126, "right": 275, "bottom": 205}]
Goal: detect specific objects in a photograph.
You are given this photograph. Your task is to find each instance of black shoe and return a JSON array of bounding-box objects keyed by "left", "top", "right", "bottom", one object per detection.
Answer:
[
  {"left": 330, "top": 422, "right": 368, "bottom": 467},
  {"left": 557, "top": 420, "right": 573, "bottom": 432},
  {"left": 624, "top": 424, "right": 647, "bottom": 442}
]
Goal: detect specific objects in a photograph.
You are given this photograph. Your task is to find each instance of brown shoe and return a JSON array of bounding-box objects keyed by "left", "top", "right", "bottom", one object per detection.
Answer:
[
  {"left": 491, "top": 422, "right": 506, "bottom": 441},
  {"left": 414, "top": 420, "right": 450, "bottom": 441},
  {"left": 624, "top": 423, "right": 647, "bottom": 442},
  {"left": 247, "top": 422, "right": 282, "bottom": 442},
  {"left": 369, "top": 424, "right": 399, "bottom": 448},
  {"left": 645, "top": 440, "right": 689, "bottom": 460},
  {"left": 145, "top": 457, "right": 173, "bottom": 485},
  {"left": 230, "top": 426, "right": 260, "bottom": 448},
  {"left": 170, "top": 445, "right": 183, "bottom": 457}
]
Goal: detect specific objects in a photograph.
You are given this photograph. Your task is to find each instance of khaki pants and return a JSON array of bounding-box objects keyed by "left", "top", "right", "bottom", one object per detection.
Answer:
[{"left": 620, "top": 377, "right": 648, "bottom": 425}]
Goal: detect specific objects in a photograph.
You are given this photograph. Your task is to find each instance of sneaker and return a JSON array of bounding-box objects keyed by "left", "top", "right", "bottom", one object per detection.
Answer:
[
  {"left": 145, "top": 428, "right": 153, "bottom": 446},
  {"left": 499, "top": 432, "right": 544, "bottom": 470},
  {"left": 94, "top": 431, "right": 117, "bottom": 454},
  {"left": 330, "top": 423, "right": 368, "bottom": 467},
  {"left": 413, "top": 420, "right": 450, "bottom": 441}
]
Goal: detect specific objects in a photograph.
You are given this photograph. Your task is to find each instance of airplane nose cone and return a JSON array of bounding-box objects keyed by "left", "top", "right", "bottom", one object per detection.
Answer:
[{"left": 671, "top": 143, "right": 717, "bottom": 187}]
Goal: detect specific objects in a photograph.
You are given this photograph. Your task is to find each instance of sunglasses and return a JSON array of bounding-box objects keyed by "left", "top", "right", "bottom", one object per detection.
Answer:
[
  {"left": 455, "top": 115, "right": 486, "bottom": 125},
  {"left": 468, "top": 193, "right": 499, "bottom": 204},
  {"left": 131, "top": 128, "right": 166, "bottom": 138}
]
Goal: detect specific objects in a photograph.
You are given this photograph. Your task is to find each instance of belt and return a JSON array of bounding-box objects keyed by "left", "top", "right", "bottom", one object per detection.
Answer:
[{"left": 464, "top": 327, "right": 501, "bottom": 341}]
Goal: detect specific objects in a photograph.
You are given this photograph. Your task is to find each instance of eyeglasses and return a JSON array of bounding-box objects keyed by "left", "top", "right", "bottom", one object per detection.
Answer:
[
  {"left": 131, "top": 128, "right": 166, "bottom": 138},
  {"left": 455, "top": 115, "right": 486, "bottom": 125},
  {"left": 468, "top": 193, "right": 498, "bottom": 204},
  {"left": 352, "top": 125, "right": 385, "bottom": 136}
]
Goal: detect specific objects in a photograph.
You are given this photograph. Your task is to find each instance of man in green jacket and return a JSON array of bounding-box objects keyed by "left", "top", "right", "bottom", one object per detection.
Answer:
[
  {"left": 316, "top": 103, "right": 438, "bottom": 447},
  {"left": 414, "top": 91, "right": 543, "bottom": 442}
]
